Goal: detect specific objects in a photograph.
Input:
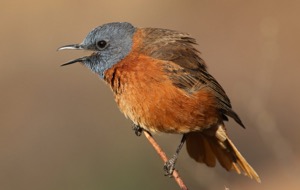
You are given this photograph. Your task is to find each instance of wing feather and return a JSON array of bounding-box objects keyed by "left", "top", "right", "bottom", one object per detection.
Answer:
[{"left": 140, "top": 28, "right": 245, "bottom": 128}]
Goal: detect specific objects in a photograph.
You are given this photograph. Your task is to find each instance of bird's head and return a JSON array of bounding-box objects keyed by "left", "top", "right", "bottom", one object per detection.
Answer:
[{"left": 58, "top": 22, "right": 136, "bottom": 78}]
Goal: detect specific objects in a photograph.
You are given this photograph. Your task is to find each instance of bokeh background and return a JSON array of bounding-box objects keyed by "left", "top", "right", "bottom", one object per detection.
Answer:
[{"left": 1, "top": 0, "right": 299, "bottom": 189}]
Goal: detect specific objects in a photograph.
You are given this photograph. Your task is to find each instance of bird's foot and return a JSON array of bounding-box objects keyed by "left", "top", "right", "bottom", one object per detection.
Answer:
[
  {"left": 163, "top": 157, "right": 176, "bottom": 177},
  {"left": 132, "top": 124, "right": 143, "bottom": 136}
]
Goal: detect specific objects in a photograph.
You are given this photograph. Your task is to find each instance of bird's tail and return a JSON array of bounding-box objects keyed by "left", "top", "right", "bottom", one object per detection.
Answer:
[{"left": 186, "top": 124, "right": 261, "bottom": 183}]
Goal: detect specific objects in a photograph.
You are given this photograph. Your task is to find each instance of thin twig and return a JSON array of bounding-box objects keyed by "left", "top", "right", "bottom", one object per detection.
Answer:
[{"left": 143, "top": 130, "right": 188, "bottom": 190}]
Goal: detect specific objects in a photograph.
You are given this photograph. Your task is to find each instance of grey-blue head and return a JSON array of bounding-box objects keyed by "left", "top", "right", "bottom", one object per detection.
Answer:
[{"left": 58, "top": 22, "right": 136, "bottom": 78}]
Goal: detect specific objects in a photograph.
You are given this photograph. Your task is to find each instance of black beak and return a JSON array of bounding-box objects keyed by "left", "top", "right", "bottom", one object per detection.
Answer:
[
  {"left": 60, "top": 56, "right": 89, "bottom": 66},
  {"left": 58, "top": 44, "right": 86, "bottom": 66},
  {"left": 57, "top": 44, "right": 84, "bottom": 51}
]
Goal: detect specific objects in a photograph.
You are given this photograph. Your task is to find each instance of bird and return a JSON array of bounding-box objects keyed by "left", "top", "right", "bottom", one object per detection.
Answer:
[{"left": 58, "top": 22, "right": 260, "bottom": 183}]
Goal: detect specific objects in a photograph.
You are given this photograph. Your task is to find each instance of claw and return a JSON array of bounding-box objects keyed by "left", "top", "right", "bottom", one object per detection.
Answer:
[
  {"left": 132, "top": 124, "right": 143, "bottom": 136},
  {"left": 164, "top": 158, "right": 176, "bottom": 177},
  {"left": 163, "top": 134, "right": 187, "bottom": 177}
]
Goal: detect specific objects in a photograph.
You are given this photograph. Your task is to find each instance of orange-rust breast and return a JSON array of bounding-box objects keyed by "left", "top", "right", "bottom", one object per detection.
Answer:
[{"left": 103, "top": 29, "right": 220, "bottom": 134}]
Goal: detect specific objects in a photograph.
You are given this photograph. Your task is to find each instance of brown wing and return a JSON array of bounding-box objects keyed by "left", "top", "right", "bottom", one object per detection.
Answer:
[{"left": 139, "top": 28, "right": 245, "bottom": 128}]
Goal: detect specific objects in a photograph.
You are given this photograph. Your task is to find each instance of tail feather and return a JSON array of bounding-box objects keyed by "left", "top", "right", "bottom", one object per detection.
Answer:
[
  {"left": 186, "top": 132, "right": 216, "bottom": 166},
  {"left": 186, "top": 124, "right": 261, "bottom": 183},
  {"left": 210, "top": 139, "right": 234, "bottom": 170},
  {"left": 226, "top": 138, "right": 261, "bottom": 182},
  {"left": 202, "top": 137, "right": 216, "bottom": 167}
]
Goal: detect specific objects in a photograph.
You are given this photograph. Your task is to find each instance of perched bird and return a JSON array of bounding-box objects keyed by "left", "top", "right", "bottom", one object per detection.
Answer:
[{"left": 58, "top": 22, "right": 260, "bottom": 182}]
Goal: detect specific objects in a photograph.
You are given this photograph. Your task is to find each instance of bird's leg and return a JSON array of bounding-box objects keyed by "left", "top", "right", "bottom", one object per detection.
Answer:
[
  {"left": 164, "top": 134, "right": 187, "bottom": 177},
  {"left": 132, "top": 123, "right": 143, "bottom": 136}
]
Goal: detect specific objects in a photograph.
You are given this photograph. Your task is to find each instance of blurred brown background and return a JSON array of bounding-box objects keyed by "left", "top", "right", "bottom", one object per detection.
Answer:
[{"left": 1, "top": 0, "right": 299, "bottom": 189}]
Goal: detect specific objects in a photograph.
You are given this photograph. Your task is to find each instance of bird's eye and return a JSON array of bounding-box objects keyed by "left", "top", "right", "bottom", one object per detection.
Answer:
[{"left": 96, "top": 40, "right": 108, "bottom": 50}]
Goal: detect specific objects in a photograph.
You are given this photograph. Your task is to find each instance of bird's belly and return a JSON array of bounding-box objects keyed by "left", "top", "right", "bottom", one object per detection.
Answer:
[
  {"left": 104, "top": 54, "right": 219, "bottom": 134},
  {"left": 114, "top": 80, "right": 219, "bottom": 134}
]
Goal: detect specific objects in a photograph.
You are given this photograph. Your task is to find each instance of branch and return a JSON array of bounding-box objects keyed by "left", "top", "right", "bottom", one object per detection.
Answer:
[{"left": 143, "top": 130, "right": 188, "bottom": 190}]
